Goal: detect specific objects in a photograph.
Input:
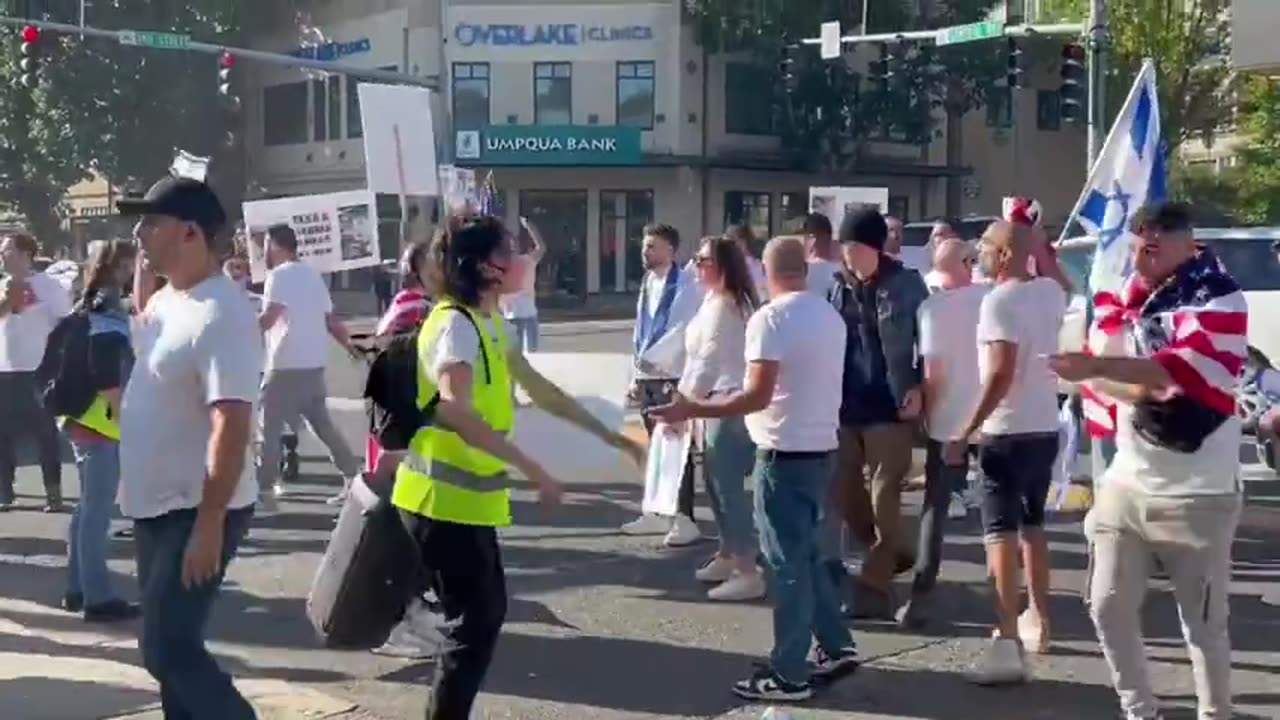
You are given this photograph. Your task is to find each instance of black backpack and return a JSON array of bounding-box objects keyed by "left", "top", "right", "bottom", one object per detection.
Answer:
[
  {"left": 363, "top": 305, "right": 491, "bottom": 451},
  {"left": 34, "top": 310, "right": 97, "bottom": 418}
]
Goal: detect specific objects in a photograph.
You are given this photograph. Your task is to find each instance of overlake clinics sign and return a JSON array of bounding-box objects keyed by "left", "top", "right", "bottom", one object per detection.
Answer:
[{"left": 455, "top": 126, "right": 643, "bottom": 166}]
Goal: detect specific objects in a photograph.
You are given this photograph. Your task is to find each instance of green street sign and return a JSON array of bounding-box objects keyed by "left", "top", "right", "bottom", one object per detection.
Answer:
[
  {"left": 119, "top": 30, "right": 193, "bottom": 50},
  {"left": 454, "top": 126, "right": 644, "bottom": 167},
  {"left": 935, "top": 19, "right": 1004, "bottom": 46}
]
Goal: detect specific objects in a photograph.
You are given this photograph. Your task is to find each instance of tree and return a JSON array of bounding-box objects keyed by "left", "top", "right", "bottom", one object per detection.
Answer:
[
  {"left": 1030, "top": 0, "right": 1234, "bottom": 151},
  {"left": 683, "top": 0, "right": 1010, "bottom": 175},
  {"left": 1232, "top": 76, "right": 1280, "bottom": 225},
  {"left": 0, "top": 1, "right": 283, "bottom": 251}
]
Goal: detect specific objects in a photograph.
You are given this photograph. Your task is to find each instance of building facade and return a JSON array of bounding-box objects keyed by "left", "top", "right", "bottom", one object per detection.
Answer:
[{"left": 243, "top": 0, "right": 1086, "bottom": 301}]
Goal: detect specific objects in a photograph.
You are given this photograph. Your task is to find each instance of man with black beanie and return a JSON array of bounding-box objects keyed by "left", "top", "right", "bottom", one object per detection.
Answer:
[{"left": 825, "top": 208, "right": 929, "bottom": 619}]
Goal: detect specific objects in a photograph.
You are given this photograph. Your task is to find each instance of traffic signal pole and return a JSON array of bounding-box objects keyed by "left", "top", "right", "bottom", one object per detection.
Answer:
[
  {"left": 1087, "top": 0, "right": 1108, "bottom": 168},
  {"left": 0, "top": 15, "right": 439, "bottom": 89}
]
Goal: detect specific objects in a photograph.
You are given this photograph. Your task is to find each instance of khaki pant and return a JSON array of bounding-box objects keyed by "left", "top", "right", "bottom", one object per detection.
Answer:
[
  {"left": 834, "top": 423, "right": 915, "bottom": 591},
  {"left": 1086, "top": 481, "right": 1242, "bottom": 720}
]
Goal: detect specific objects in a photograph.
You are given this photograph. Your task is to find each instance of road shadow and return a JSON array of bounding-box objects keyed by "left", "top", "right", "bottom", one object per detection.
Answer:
[{"left": 1, "top": 677, "right": 155, "bottom": 720}]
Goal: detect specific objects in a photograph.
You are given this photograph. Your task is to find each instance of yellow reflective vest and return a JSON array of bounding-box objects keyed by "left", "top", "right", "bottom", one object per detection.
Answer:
[
  {"left": 392, "top": 301, "right": 515, "bottom": 527},
  {"left": 72, "top": 395, "right": 120, "bottom": 441}
]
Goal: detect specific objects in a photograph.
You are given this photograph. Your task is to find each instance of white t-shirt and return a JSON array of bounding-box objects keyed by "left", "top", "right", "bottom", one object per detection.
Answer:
[
  {"left": 263, "top": 261, "right": 334, "bottom": 371},
  {"left": 0, "top": 272, "right": 72, "bottom": 372},
  {"left": 422, "top": 309, "right": 512, "bottom": 384},
  {"left": 976, "top": 277, "right": 1066, "bottom": 435},
  {"left": 119, "top": 275, "right": 263, "bottom": 519},
  {"left": 679, "top": 294, "right": 749, "bottom": 399},
  {"left": 919, "top": 284, "right": 990, "bottom": 441},
  {"left": 743, "top": 291, "right": 846, "bottom": 452},
  {"left": 805, "top": 259, "right": 841, "bottom": 299},
  {"left": 500, "top": 258, "right": 539, "bottom": 319}
]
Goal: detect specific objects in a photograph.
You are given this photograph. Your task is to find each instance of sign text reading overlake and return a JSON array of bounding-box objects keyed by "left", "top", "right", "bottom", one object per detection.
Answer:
[
  {"left": 488, "top": 135, "right": 621, "bottom": 154},
  {"left": 454, "top": 23, "right": 653, "bottom": 47}
]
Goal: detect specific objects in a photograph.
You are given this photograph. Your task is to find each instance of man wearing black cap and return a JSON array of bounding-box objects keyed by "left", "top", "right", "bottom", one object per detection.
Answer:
[
  {"left": 826, "top": 208, "right": 928, "bottom": 620},
  {"left": 116, "top": 176, "right": 262, "bottom": 718}
]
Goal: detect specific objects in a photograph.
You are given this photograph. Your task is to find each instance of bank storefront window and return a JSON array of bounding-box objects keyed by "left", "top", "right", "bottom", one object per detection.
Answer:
[
  {"left": 724, "top": 191, "right": 772, "bottom": 242},
  {"left": 520, "top": 190, "right": 588, "bottom": 300},
  {"left": 616, "top": 61, "right": 655, "bottom": 129},
  {"left": 600, "top": 190, "right": 654, "bottom": 293},
  {"left": 263, "top": 81, "right": 309, "bottom": 146},
  {"left": 347, "top": 66, "right": 397, "bottom": 140},
  {"left": 453, "top": 63, "right": 491, "bottom": 130},
  {"left": 779, "top": 192, "right": 807, "bottom": 235},
  {"left": 535, "top": 62, "right": 573, "bottom": 125}
]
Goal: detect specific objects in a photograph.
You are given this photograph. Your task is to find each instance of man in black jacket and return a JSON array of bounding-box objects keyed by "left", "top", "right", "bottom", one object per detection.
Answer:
[{"left": 827, "top": 209, "right": 929, "bottom": 619}]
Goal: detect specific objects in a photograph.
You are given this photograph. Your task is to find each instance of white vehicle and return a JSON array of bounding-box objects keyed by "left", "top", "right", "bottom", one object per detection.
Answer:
[{"left": 1056, "top": 226, "right": 1280, "bottom": 371}]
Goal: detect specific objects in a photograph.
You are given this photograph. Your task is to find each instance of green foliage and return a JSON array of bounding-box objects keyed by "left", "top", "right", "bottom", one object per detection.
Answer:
[
  {"left": 0, "top": 0, "right": 280, "bottom": 248},
  {"left": 1024, "top": 0, "right": 1234, "bottom": 150},
  {"left": 683, "top": 0, "right": 1010, "bottom": 172},
  {"left": 1232, "top": 76, "right": 1280, "bottom": 225}
]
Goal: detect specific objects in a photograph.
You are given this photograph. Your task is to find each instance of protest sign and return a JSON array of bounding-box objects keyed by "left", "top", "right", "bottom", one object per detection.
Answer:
[
  {"left": 808, "top": 187, "right": 889, "bottom": 233},
  {"left": 242, "top": 190, "right": 380, "bottom": 282},
  {"left": 438, "top": 164, "right": 478, "bottom": 216},
  {"left": 358, "top": 83, "right": 439, "bottom": 197}
]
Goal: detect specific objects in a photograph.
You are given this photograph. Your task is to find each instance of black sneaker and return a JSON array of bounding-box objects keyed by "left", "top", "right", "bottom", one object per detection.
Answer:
[
  {"left": 43, "top": 499, "right": 67, "bottom": 514},
  {"left": 732, "top": 668, "right": 813, "bottom": 702},
  {"left": 83, "top": 599, "right": 141, "bottom": 623},
  {"left": 61, "top": 592, "right": 84, "bottom": 613},
  {"left": 811, "top": 646, "right": 860, "bottom": 681},
  {"left": 896, "top": 592, "right": 933, "bottom": 630}
]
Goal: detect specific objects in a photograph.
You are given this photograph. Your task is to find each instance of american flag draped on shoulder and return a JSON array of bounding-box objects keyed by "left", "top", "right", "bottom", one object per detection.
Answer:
[
  {"left": 1060, "top": 61, "right": 1172, "bottom": 437},
  {"left": 478, "top": 172, "right": 499, "bottom": 218}
]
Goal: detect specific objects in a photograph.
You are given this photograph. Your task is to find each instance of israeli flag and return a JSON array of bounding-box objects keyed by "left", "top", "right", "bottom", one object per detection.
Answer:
[{"left": 1071, "top": 60, "right": 1167, "bottom": 296}]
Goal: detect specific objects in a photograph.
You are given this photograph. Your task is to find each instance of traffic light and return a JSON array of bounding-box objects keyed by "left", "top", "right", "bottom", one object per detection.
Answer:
[
  {"left": 868, "top": 43, "right": 889, "bottom": 92},
  {"left": 217, "top": 52, "right": 241, "bottom": 147},
  {"left": 778, "top": 44, "right": 796, "bottom": 90},
  {"left": 1006, "top": 37, "right": 1024, "bottom": 89},
  {"left": 1059, "top": 42, "right": 1086, "bottom": 123},
  {"left": 19, "top": 25, "right": 40, "bottom": 89}
]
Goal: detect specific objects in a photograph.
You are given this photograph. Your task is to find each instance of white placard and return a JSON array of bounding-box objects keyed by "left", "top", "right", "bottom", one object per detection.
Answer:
[
  {"left": 358, "top": 83, "right": 439, "bottom": 196},
  {"left": 511, "top": 353, "right": 639, "bottom": 484},
  {"left": 808, "top": 187, "right": 890, "bottom": 235},
  {"left": 170, "top": 150, "right": 210, "bottom": 182},
  {"left": 820, "top": 21, "right": 842, "bottom": 60},
  {"left": 242, "top": 190, "right": 381, "bottom": 282},
  {"left": 641, "top": 424, "right": 692, "bottom": 517}
]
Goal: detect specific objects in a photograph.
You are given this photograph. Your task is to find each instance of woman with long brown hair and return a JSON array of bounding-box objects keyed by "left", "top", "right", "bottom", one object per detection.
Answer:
[
  {"left": 62, "top": 239, "right": 141, "bottom": 622},
  {"left": 678, "top": 235, "right": 764, "bottom": 600}
]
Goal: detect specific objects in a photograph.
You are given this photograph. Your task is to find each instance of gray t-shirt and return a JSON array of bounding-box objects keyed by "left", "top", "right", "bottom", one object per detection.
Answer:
[{"left": 119, "top": 275, "right": 263, "bottom": 519}]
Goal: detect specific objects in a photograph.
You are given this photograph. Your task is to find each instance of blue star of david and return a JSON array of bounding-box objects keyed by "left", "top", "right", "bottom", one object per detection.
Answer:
[{"left": 1079, "top": 181, "right": 1132, "bottom": 252}]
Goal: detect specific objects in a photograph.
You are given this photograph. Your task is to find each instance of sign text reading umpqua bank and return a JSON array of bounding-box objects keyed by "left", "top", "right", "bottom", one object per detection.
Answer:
[{"left": 454, "top": 23, "right": 653, "bottom": 47}]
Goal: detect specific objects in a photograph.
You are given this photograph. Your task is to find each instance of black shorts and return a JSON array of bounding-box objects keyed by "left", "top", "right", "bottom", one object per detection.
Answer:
[{"left": 978, "top": 432, "right": 1059, "bottom": 535}]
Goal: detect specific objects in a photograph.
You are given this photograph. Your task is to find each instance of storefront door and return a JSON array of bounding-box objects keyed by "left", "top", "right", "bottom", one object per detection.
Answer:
[{"left": 518, "top": 190, "right": 588, "bottom": 301}]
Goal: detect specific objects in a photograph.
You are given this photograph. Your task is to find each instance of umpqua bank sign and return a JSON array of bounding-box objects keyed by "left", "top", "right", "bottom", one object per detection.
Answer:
[{"left": 454, "top": 22, "right": 654, "bottom": 47}]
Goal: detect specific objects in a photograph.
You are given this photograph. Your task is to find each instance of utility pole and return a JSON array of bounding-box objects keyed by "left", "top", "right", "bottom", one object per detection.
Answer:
[{"left": 1087, "top": 0, "right": 1108, "bottom": 168}]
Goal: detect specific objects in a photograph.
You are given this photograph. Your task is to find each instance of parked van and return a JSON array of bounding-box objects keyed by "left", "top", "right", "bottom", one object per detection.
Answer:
[{"left": 1056, "top": 227, "right": 1280, "bottom": 364}]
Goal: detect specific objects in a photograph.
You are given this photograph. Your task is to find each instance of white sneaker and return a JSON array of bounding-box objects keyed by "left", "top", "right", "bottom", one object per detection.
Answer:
[
  {"left": 620, "top": 514, "right": 671, "bottom": 535},
  {"left": 664, "top": 515, "right": 703, "bottom": 547},
  {"left": 708, "top": 571, "right": 766, "bottom": 601},
  {"left": 272, "top": 483, "right": 293, "bottom": 499},
  {"left": 695, "top": 555, "right": 736, "bottom": 583},
  {"left": 965, "top": 637, "right": 1028, "bottom": 685},
  {"left": 326, "top": 491, "right": 349, "bottom": 507},
  {"left": 947, "top": 492, "right": 969, "bottom": 519},
  {"left": 1018, "top": 609, "right": 1050, "bottom": 654},
  {"left": 372, "top": 621, "right": 442, "bottom": 659}
]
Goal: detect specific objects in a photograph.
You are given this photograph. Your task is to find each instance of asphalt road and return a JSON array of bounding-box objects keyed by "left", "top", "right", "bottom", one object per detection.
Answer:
[{"left": 3, "top": 320, "right": 1279, "bottom": 720}]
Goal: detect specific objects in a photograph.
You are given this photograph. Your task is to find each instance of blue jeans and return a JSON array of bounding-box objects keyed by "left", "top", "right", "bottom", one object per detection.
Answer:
[
  {"left": 510, "top": 316, "right": 539, "bottom": 353},
  {"left": 702, "top": 416, "right": 756, "bottom": 555},
  {"left": 135, "top": 506, "right": 256, "bottom": 720},
  {"left": 754, "top": 450, "right": 852, "bottom": 684},
  {"left": 66, "top": 435, "right": 120, "bottom": 605}
]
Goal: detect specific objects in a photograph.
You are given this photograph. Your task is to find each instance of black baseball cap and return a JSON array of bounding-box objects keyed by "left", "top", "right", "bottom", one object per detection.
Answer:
[{"left": 117, "top": 175, "right": 228, "bottom": 240}]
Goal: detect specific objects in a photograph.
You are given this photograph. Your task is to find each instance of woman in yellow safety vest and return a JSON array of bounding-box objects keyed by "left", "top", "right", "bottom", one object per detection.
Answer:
[
  {"left": 393, "top": 216, "right": 642, "bottom": 718},
  {"left": 61, "top": 239, "right": 142, "bottom": 623}
]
